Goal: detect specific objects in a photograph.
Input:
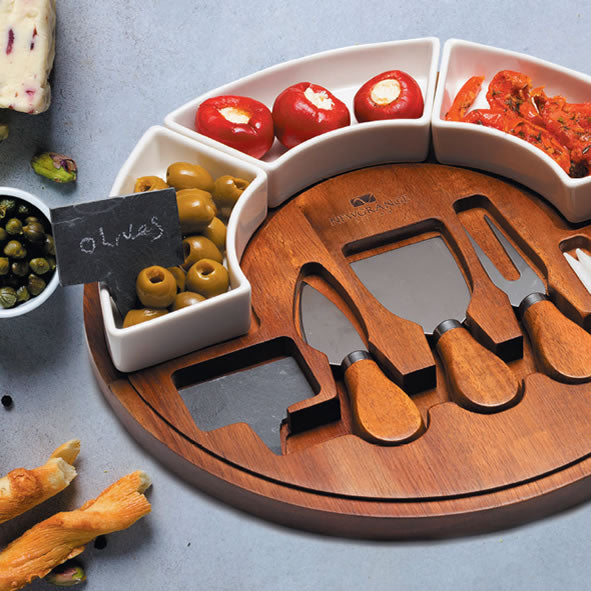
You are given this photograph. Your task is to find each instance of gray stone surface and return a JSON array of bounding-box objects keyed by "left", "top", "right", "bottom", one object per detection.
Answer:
[{"left": 0, "top": 1, "right": 590, "bottom": 589}]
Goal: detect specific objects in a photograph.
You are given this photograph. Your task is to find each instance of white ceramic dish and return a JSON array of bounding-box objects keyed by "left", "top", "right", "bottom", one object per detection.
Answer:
[
  {"left": 432, "top": 39, "right": 591, "bottom": 223},
  {"left": 165, "top": 37, "right": 440, "bottom": 207},
  {"left": 0, "top": 186, "right": 59, "bottom": 318},
  {"left": 102, "top": 126, "right": 267, "bottom": 373}
]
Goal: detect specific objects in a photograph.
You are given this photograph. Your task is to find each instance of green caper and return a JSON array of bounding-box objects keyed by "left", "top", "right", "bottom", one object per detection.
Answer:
[
  {"left": 0, "top": 228, "right": 7, "bottom": 242},
  {"left": 4, "top": 240, "right": 26, "bottom": 259},
  {"left": 166, "top": 162, "right": 214, "bottom": 192},
  {"left": 29, "top": 257, "right": 50, "bottom": 275},
  {"left": 24, "top": 216, "right": 40, "bottom": 225},
  {"left": 28, "top": 273, "right": 46, "bottom": 296},
  {"left": 15, "top": 286, "right": 30, "bottom": 303},
  {"left": 44, "top": 234, "right": 56, "bottom": 256},
  {"left": 47, "top": 256, "right": 56, "bottom": 271},
  {"left": 5, "top": 218, "right": 22, "bottom": 235},
  {"left": 0, "top": 199, "right": 16, "bottom": 218},
  {"left": 22, "top": 221, "right": 45, "bottom": 242},
  {"left": 11, "top": 260, "right": 29, "bottom": 277},
  {"left": 16, "top": 203, "right": 30, "bottom": 218},
  {"left": 0, "top": 257, "right": 9, "bottom": 275},
  {"left": 0, "top": 286, "right": 17, "bottom": 308}
]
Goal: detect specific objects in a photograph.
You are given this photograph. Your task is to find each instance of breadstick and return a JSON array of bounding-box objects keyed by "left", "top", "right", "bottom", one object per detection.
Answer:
[
  {"left": 0, "top": 439, "right": 80, "bottom": 524},
  {"left": 0, "top": 470, "right": 151, "bottom": 591}
]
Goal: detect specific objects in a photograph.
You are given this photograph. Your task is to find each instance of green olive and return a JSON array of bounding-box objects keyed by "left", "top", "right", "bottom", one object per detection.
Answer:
[
  {"left": 0, "top": 257, "right": 8, "bottom": 275},
  {"left": 27, "top": 273, "right": 46, "bottom": 296},
  {"left": 29, "top": 257, "right": 50, "bottom": 275},
  {"left": 5, "top": 218, "right": 23, "bottom": 235},
  {"left": 0, "top": 286, "right": 17, "bottom": 308},
  {"left": 22, "top": 221, "right": 45, "bottom": 242},
  {"left": 171, "top": 291, "right": 206, "bottom": 311},
  {"left": 176, "top": 189, "right": 217, "bottom": 235},
  {"left": 167, "top": 266, "right": 186, "bottom": 292},
  {"left": 4, "top": 240, "right": 26, "bottom": 259},
  {"left": 11, "top": 260, "right": 29, "bottom": 277},
  {"left": 166, "top": 162, "right": 214, "bottom": 192},
  {"left": 202, "top": 217, "right": 227, "bottom": 252},
  {"left": 134, "top": 175, "right": 169, "bottom": 193},
  {"left": 212, "top": 175, "right": 249, "bottom": 218},
  {"left": 181, "top": 235, "right": 223, "bottom": 270},
  {"left": 185, "top": 258, "right": 229, "bottom": 298},
  {"left": 123, "top": 307, "right": 168, "bottom": 328},
  {"left": 136, "top": 265, "right": 177, "bottom": 308}
]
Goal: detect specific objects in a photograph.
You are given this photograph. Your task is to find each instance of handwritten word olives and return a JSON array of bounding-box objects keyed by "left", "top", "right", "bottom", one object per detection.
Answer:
[
  {"left": 171, "top": 291, "right": 206, "bottom": 311},
  {"left": 134, "top": 176, "right": 169, "bottom": 193},
  {"left": 202, "top": 217, "right": 227, "bottom": 252},
  {"left": 166, "top": 162, "right": 214, "bottom": 192},
  {"left": 182, "top": 236, "right": 223, "bottom": 270},
  {"left": 123, "top": 307, "right": 169, "bottom": 328},
  {"left": 176, "top": 189, "right": 217, "bottom": 235},
  {"left": 186, "top": 258, "right": 229, "bottom": 298},
  {"left": 212, "top": 175, "right": 249, "bottom": 219},
  {"left": 136, "top": 266, "right": 177, "bottom": 308}
]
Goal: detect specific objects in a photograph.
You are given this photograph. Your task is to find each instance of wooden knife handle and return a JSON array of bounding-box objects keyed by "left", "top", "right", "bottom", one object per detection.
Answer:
[
  {"left": 342, "top": 354, "right": 425, "bottom": 445},
  {"left": 521, "top": 295, "right": 591, "bottom": 383},
  {"left": 435, "top": 323, "right": 521, "bottom": 412}
]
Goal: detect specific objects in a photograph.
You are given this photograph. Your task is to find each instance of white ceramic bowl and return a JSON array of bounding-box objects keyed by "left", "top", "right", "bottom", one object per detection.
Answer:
[
  {"left": 0, "top": 187, "right": 59, "bottom": 318},
  {"left": 432, "top": 39, "right": 591, "bottom": 223},
  {"left": 102, "top": 126, "right": 267, "bottom": 373},
  {"left": 165, "top": 37, "right": 440, "bottom": 207}
]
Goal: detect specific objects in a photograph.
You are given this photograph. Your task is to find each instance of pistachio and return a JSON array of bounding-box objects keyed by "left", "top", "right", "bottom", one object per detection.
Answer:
[
  {"left": 31, "top": 152, "right": 77, "bottom": 183},
  {"left": 44, "top": 563, "right": 86, "bottom": 586}
]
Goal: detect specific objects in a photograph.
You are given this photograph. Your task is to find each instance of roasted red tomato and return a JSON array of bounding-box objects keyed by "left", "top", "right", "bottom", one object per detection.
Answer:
[
  {"left": 354, "top": 70, "right": 424, "bottom": 122},
  {"left": 195, "top": 95, "right": 274, "bottom": 159},
  {"left": 272, "top": 82, "right": 350, "bottom": 149}
]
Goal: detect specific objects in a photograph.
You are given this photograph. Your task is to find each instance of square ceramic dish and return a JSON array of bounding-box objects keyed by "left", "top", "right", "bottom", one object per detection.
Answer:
[
  {"left": 102, "top": 125, "right": 268, "bottom": 373},
  {"left": 432, "top": 39, "right": 591, "bottom": 223},
  {"left": 165, "top": 37, "right": 440, "bottom": 207}
]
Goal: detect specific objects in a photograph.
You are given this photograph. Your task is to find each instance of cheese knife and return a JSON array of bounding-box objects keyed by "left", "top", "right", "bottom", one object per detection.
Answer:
[
  {"left": 299, "top": 282, "right": 424, "bottom": 445},
  {"left": 350, "top": 236, "right": 520, "bottom": 412},
  {"left": 466, "top": 215, "right": 591, "bottom": 383}
]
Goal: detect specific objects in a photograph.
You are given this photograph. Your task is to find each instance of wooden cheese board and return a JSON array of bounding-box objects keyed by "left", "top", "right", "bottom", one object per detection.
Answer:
[{"left": 84, "top": 162, "right": 591, "bottom": 539}]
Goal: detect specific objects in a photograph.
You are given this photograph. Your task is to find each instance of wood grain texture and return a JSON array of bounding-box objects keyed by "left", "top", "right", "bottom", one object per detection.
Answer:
[
  {"left": 523, "top": 299, "right": 591, "bottom": 383},
  {"left": 84, "top": 164, "right": 591, "bottom": 538},
  {"left": 343, "top": 358, "right": 425, "bottom": 444},
  {"left": 436, "top": 326, "right": 522, "bottom": 412}
]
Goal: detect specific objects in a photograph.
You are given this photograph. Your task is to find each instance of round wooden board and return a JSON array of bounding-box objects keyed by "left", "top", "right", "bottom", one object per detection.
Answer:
[{"left": 84, "top": 164, "right": 591, "bottom": 539}]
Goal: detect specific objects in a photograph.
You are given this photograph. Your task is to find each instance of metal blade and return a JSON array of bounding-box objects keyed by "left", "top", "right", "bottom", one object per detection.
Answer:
[
  {"left": 349, "top": 236, "right": 470, "bottom": 335},
  {"left": 465, "top": 216, "right": 545, "bottom": 307},
  {"left": 299, "top": 283, "right": 366, "bottom": 365}
]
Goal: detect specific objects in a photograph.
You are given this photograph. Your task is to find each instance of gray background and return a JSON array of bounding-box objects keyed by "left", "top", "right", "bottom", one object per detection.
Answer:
[{"left": 1, "top": 1, "right": 590, "bottom": 589}]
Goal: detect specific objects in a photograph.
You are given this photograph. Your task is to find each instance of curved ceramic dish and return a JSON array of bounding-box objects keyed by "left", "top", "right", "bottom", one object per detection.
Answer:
[
  {"left": 165, "top": 37, "right": 440, "bottom": 207},
  {"left": 432, "top": 39, "right": 591, "bottom": 223},
  {"left": 103, "top": 126, "right": 267, "bottom": 372},
  {"left": 0, "top": 186, "right": 59, "bottom": 318}
]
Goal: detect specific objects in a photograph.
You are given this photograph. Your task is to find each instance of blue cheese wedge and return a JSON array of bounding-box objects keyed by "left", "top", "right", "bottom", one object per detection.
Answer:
[{"left": 0, "top": 0, "right": 56, "bottom": 114}]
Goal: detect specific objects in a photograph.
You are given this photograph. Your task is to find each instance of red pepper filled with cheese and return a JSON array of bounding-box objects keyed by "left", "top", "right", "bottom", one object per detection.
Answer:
[
  {"left": 195, "top": 95, "right": 274, "bottom": 159},
  {"left": 354, "top": 70, "right": 424, "bottom": 122},
  {"left": 272, "top": 82, "right": 350, "bottom": 149}
]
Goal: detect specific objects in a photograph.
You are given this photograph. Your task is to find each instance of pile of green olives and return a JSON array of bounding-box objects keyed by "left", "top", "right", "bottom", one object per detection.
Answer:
[
  {"left": 123, "top": 161, "right": 247, "bottom": 327},
  {"left": 0, "top": 196, "right": 56, "bottom": 309}
]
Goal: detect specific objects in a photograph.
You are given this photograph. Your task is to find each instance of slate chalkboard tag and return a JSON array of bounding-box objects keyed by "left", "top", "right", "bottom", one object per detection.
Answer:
[{"left": 51, "top": 189, "right": 183, "bottom": 317}]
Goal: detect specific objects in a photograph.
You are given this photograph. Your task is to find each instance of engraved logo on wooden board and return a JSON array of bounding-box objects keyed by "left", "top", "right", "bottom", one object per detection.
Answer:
[{"left": 329, "top": 193, "right": 410, "bottom": 226}]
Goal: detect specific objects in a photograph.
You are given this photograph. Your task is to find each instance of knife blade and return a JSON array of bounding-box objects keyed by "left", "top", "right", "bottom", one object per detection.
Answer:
[
  {"left": 350, "top": 236, "right": 520, "bottom": 412},
  {"left": 299, "top": 282, "right": 424, "bottom": 444},
  {"left": 466, "top": 215, "right": 591, "bottom": 383}
]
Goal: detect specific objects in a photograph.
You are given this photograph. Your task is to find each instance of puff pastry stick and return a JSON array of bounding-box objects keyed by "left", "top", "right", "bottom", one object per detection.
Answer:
[
  {"left": 0, "top": 470, "right": 152, "bottom": 591},
  {"left": 0, "top": 439, "right": 80, "bottom": 525}
]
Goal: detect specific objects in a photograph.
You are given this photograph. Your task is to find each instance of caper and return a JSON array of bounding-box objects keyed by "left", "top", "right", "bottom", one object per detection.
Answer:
[
  {"left": 134, "top": 175, "right": 169, "bottom": 193},
  {"left": 5, "top": 218, "right": 22, "bottom": 235},
  {"left": 16, "top": 203, "right": 30, "bottom": 218},
  {"left": 0, "top": 199, "right": 16, "bottom": 218},
  {"left": 0, "top": 228, "right": 7, "bottom": 242},
  {"left": 15, "top": 286, "right": 30, "bottom": 303},
  {"left": 0, "top": 257, "right": 9, "bottom": 275},
  {"left": 11, "top": 260, "right": 29, "bottom": 277},
  {"left": 44, "top": 234, "right": 56, "bottom": 256},
  {"left": 29, "top": 257, "right": 50, "bottom": 275},
  {"left": 4, "top": 240, "right": 26, "bottom": 259},
  {"left": 0, "top": 286, "right": 17, "bottom": 308},
  {"left": 24, "top": 216, "right": 40, "bottom": 225},
  {"left": 22, "top": 221, "right": 45, "bottom": 242},
  {"left": 47, "top": 256, "right": 56, "bottom": 271},
  {"left": 28, "top": 273, "right": 46, "bottom": 296},
  {"left": 166, "top": 162, "right": 214, "bottom": 192}
]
